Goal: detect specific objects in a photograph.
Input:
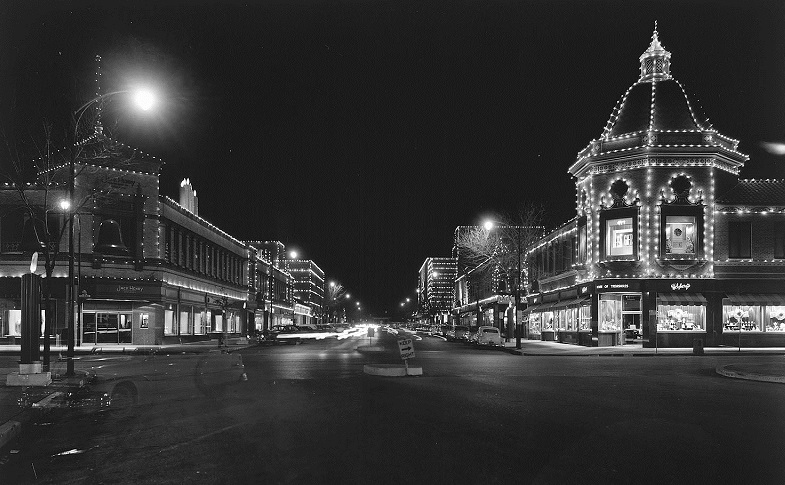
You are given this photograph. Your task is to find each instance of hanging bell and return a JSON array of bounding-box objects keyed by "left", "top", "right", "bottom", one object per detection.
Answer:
[
  {"left": 20, "top": 217, "right": 47, "bottom": 254},
  {"left": 95, "top": 219, "right": 129, "bottom": 256}
]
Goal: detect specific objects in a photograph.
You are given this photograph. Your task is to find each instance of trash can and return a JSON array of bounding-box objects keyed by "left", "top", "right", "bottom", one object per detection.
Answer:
[{"left": 692, "top": 338, "right": 704, "bottom": 355}]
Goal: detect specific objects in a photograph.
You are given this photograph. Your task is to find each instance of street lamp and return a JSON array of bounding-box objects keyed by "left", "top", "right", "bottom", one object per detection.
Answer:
[{"left": 64, "top": 85, "right": 157, "bottom": 376}]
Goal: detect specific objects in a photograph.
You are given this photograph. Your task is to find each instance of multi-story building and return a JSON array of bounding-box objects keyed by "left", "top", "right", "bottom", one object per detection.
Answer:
[
  {"left": 0, "top": 131, "right": 294, "bottom": 346},
  {"left": 247, "top": 241, "right": 295, "bottom": 331},
  {"left": 287, "top": 258, "right": 325, "bottom": 326},
  {"left": 417, "top": 257, "right": 457, "bottom": 325},
  {"left": 524, "top": 27, "right": 785, "bottom": 348}
]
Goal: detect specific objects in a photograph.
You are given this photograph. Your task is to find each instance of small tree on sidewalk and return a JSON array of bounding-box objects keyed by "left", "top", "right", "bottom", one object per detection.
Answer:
[{"left": 454, "top": 204, "right": 545, "bottom": 341}]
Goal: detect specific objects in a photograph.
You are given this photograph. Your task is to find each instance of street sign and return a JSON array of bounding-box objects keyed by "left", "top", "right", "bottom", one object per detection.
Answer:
[
  {"left": 368, "top": 328, "right": 375, "bottom": 338},
  {"left": 398, "top": 338, "right": 415, "bottom": 360}
]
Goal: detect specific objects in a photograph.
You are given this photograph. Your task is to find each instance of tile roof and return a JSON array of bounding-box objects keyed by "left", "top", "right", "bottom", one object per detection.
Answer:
[{"left": 715, "top": 179, "right": 785, "bottom": 206}]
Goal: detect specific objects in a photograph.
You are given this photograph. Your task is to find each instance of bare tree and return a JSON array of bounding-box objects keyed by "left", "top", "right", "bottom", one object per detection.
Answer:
[
  {"left": 454, "top": 204, "right": 545, "bottom": 340},
  {"left": 325, "top": 283, "right": 346, "bottom": 323},
  {"left": 1, "top": 110, "right": 140, "bottom": 370}
]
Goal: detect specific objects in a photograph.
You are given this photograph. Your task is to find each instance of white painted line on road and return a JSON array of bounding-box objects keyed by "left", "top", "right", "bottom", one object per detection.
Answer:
[{"left": 158, "top": 423, "right": 244, "bottom": 453}]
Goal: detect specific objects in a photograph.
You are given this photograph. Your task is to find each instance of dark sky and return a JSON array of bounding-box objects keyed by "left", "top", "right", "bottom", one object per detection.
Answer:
[{"left": 2, "top": 0, "right": 784, "bottom": 316}]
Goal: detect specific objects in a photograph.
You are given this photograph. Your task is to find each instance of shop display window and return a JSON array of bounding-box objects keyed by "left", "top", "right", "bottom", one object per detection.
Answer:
[
  {"left": 765, "top": 305, "right": 785, "bottom": 332},
  {"left": 3, "top": 309, "right": 47, "bottom": 337},
  {"left": 606, "top": 217, "right": 634, "bottom": 257},
  {"left": 599, "top": 295, "right": 622, "bottom": 332},
  {"left": 529, "top": 313, "right": 541, "bottom": 335},
  {"left": 664, "top": 215, "right": 696, "bottom": 255},
  {"left": 556, "top": 309, "right": 567, "bottom": 331},
  {"left": 194, "top": 311, "right": 205, "bottom": 335},
  {"left": 179, "top": 306, "right": 193, "bottom": 335},
  {"left": 214, "top": 314, "right": 224, "bottom": 332},
  {"left": 657, "top": 304, "right": 705, "bottom": 331},
  {"left": 541, "top": 311, "right": 554, "bottom": 331},
  {"left": 578, "top": 306, "right": 591, "bottom": 331},
  {"left": 164, "top": 309, "right": 176, "bottom": 335},
  {"left": 564, "top": 307, "right": 575, "bottom": 331},
  {"left": 722, "top": 301, "right": 785, "bottom": 332}
]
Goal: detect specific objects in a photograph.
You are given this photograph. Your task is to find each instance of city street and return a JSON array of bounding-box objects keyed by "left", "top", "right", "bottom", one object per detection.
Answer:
[{"left": 2, "top": 328, "right": 785, "bottom": 484}]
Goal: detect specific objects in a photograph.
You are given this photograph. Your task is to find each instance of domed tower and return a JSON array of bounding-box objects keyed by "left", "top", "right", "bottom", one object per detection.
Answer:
[{"left": 568, "top": 24, "right": 749, "bottom": 282}]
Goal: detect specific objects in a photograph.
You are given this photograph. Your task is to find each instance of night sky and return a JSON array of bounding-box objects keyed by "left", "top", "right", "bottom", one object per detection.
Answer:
[{"left": 2, "top": 0, "right": 784, "bottom": 316}]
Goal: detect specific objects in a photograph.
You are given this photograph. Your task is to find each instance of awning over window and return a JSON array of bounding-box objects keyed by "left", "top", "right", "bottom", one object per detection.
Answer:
[
  {"left": 726, "top": 294, "right": 785, "bottom": 306},
  {"left": 657, "top": 293, "right": 707, "bottom": 305},
  {"left": 552, "top": 297, "right": 590, "bottom": 309},
  {"left": 521, "top": 304, "right": 542, "bottom": 315}
]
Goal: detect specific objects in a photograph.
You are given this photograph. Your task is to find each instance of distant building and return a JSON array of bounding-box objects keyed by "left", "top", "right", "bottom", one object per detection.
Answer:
[
  {"left": 417, "top": 257, "right": 457, "bottom": 325},
  {"left": 287, "top": 259, "right": 325, "bottom": 325}
]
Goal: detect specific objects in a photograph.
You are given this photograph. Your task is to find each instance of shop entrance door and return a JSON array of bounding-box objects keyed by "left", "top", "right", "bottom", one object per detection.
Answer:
[{"left": 621, "top": 295, "right": 642, "bottom": 345}]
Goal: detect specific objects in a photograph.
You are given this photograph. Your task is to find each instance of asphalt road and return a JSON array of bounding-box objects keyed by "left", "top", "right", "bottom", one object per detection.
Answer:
[{"left": 2, "top": 328, "right": 784, "bottom": 484}]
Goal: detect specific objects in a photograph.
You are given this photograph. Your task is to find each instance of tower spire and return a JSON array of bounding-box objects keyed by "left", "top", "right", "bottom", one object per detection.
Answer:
[{"left": 639, "top": 21, "right": 672, "bottom": 81}]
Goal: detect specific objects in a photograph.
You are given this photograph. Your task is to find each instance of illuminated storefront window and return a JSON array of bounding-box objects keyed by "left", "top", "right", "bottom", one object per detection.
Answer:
[
  {"left": 606, "top": 217, "right": 634, "bottom": 257},
  {"left": 599, "top": 295, "right": 622, "bottom": 332},
  {"left": 657, "top": 304, "right": 705, "bottom": 331},
  {"left": 722, "top": 300, "right": 785, "bottom": 332},
  {"left": 665, "top": 215, "right": 696, "bottom": 255}
]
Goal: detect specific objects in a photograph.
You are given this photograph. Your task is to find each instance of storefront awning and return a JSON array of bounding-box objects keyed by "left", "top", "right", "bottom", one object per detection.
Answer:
[
  {"left": 552, "top": 297, "right": 590, "bottom": 309},
  {"left": 658, "top": 293, "right": 707, "bottom": 305},
  {"left": 521, "top": 304, "right": 543, "bottom": 315},
  {"left": 726, "top": 294, "right": 785, "bottom": 306}
]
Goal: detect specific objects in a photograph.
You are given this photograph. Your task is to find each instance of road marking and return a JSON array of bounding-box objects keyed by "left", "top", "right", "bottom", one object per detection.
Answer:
[{"left": 158, "top": 423, "right": 244, "bottom": 453}]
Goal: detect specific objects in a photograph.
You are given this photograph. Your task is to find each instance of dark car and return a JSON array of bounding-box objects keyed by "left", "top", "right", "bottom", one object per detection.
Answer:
[{"left": 446, "top": 325, "right": 469, "bottom": 342}]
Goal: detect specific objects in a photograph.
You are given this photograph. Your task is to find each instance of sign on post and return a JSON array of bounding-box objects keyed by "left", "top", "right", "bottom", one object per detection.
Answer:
[{"left": 398, "top": 338, "right": 415, "bottom": 360}]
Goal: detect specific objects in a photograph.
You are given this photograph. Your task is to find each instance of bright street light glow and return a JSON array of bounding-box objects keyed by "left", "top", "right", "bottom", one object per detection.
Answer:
[
  {"left": 133, "top": 89, "right": 155, "bottom": 111},
  {"left": 59, "top": 199, "right": 71, "bottom": 210},
  {"left": 406, "top": 297, "right": 410, "bottom": 302},
  {"left": 289, "top": 250, "right": 298, "bottom": 259},
  {"left": 484, "top": 220, "right": 494, "bottom": 231}
]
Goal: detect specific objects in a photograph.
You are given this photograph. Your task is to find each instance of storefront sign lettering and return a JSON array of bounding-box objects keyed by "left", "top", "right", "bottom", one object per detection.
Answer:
[
  {"left": 597, "top": 283, "right": 630, "bottom": 290},
  {"left": 670, "top": 283, "right": 691, "bottom": 291},
  {"left": 117, "top": 285, "right": 144, "bottom": 293}
]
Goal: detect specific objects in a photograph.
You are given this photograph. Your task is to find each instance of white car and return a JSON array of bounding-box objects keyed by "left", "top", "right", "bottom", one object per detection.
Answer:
[{"left": 474, "top": 326, "right": 503, "bottom": 347}]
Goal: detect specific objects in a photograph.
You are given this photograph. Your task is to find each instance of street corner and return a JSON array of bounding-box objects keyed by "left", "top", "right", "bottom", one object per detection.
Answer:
[{"left": 715, "top": 362, "right": 785, "bottom": 384}]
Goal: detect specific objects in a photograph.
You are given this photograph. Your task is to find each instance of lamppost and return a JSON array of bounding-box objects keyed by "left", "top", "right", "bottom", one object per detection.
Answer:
[
  {"left": 484, "top": 220, "right": 524, "bottom": 348},
  {"left": 63, "top": 84, "right": 156, "bottom": 376}
]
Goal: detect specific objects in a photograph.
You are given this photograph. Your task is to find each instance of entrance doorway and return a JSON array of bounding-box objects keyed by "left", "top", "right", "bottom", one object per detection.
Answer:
[{"left": 622, "top": 294, "right": 642, "bottom": 345}]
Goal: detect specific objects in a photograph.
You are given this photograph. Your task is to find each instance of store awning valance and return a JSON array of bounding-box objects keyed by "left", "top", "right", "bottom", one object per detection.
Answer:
[
  {"left": 552, "top": 297, "right": 590, "bottom": 309},
  {"left": 658, "top": 293, "right": 707, "bottom": 305},
  {"left": 521, "top": 304, "right": 541, "bottom": 315},
  {"left": 726, "top": 294, "right": 785, "bottom": 306}
]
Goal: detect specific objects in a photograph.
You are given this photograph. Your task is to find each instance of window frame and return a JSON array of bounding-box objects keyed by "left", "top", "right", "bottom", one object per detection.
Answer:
[
  {"left": 728, "top": 220, "right": 752, "bottom": 259},
  {"left": 599, "top": 207, "right": 639, "bottom": 261},
  {"left": 659, "top": 205, "right": 704, "bottom": 259}
]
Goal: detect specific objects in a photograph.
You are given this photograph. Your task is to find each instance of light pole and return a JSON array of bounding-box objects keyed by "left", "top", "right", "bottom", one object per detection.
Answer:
[{"left": 64, "top": 84, "right": 156, "bottom": 376}]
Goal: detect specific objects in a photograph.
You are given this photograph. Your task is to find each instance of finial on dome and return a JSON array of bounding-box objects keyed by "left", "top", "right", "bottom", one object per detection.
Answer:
[{"left": 639, "top": 21, "right": 672, "bottom": 81}]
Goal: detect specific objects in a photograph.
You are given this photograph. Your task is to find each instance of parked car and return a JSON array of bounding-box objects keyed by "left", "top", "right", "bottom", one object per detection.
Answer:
[
  {"left": 446, "top": 325, "right": 469, "bottom": 342},
  {"left": 296, "top": 324, "right": 318, "bottom": 332},
  {"left": 316, "top": 324, "right": 338, "bottom": 333},
  {"left": 474, "top": 326, "right": 503, "bottom": 347}
]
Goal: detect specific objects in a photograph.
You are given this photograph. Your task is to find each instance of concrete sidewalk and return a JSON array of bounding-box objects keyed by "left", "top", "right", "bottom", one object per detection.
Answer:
[
  {"left": 0, "top": 337, "right": 255, "bottom": 356},
  {"left": 503, "top": 339, "right": 785, "bottom": 384},
  {"left": 503, "top": 339, "right": 785, "bottom": 356}
]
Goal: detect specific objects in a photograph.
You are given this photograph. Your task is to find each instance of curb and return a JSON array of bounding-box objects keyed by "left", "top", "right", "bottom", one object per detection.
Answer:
[
  {"left": 363, "top": 364, "right": 422, "bottom": 376},
  {"left": 715, "top": 365, "right": 785, "bottom": 384}
]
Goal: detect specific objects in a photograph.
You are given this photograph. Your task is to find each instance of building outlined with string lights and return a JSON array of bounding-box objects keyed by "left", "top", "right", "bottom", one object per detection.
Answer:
[{"left": 523, "top": 25, "right": 785, "bottom": 348}]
